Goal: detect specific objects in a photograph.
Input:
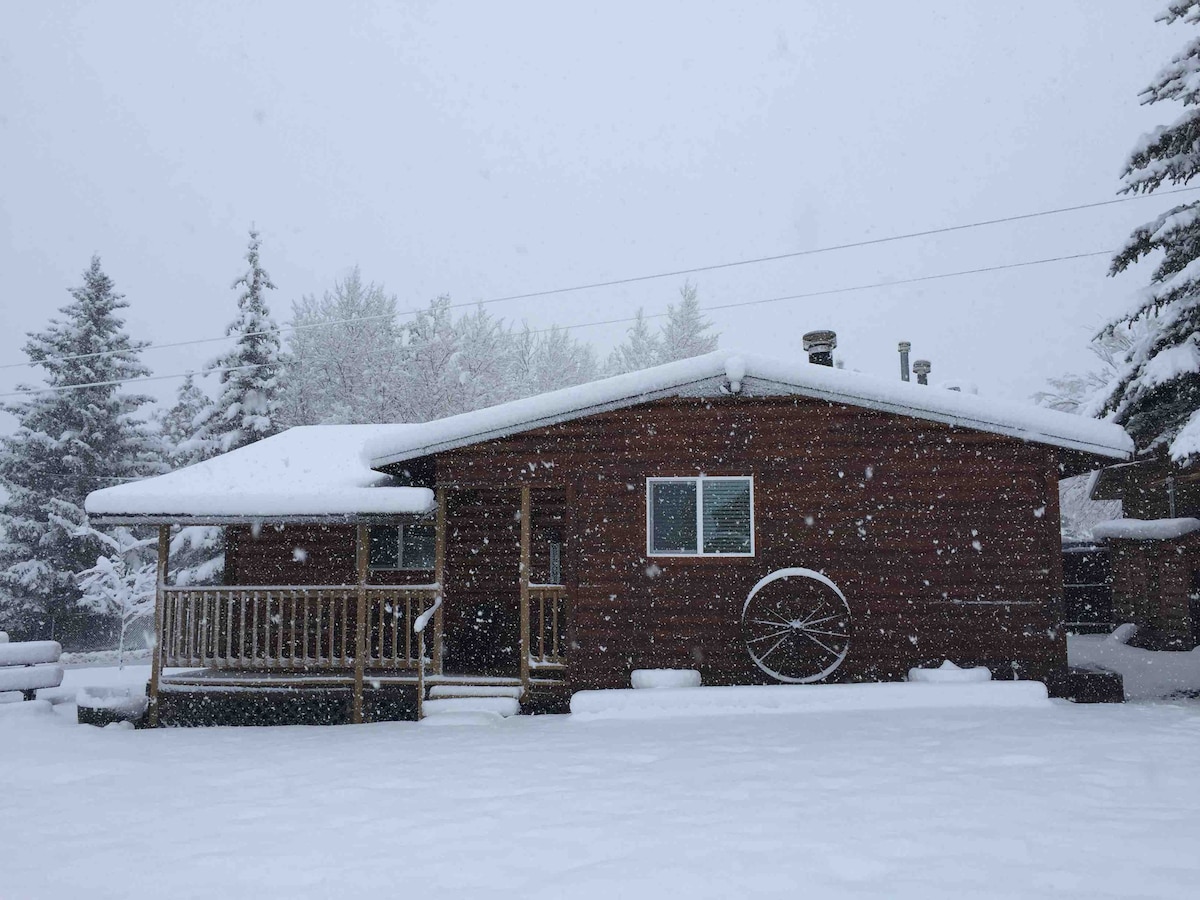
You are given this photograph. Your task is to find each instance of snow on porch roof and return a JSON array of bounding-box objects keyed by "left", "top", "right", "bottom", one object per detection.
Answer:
[
  {"left": 85, "top": 424, "right": 435, "bottom": 524},
  {"left": 365, "top": 350, "right": 1134, "bottom": 467}
]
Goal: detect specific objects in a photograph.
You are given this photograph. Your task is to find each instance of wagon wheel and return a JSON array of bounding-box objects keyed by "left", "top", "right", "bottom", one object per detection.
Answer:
[{"left": 741, "top": 568, "right": 852, "bottom": 683}]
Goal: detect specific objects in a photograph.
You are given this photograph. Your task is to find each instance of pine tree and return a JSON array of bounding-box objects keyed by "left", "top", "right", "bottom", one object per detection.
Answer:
[
  {"left": 1104, "top": 3, "right": 1200, "bottom": 462},
  {"left": 157, "top": 375, "right": 223, "bottom": 585},
  {"left": 158, "top": 373, "right": 213, "bottom": 468},
  {"left": 659, "top": 281, "right": 718, "bottom": 364},
  {"left": 607, "top": 308, "right": 663, "bottom": 374},
  {"left": 0, "top": 256, "right": 161, "bottom": 643},
  {"left": 195, "top": 227, "right": 282, "bottom": 454}
]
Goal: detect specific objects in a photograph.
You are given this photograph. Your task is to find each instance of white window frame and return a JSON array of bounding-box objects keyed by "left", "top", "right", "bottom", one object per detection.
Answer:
[
  {"left": 645, "top": 476, "right": 755, "bottom": 558},
  {"left": 368, "top": 522, "right": 436, "bottom": 571}
]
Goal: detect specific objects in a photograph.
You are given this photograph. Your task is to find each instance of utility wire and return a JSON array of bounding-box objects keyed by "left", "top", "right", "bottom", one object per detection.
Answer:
[
  {"left": 1, "top": 185, "right": 1194, "bottom": 374},
  {"left": 0, "top": 247, "right": 1113, "bottom": 399}
]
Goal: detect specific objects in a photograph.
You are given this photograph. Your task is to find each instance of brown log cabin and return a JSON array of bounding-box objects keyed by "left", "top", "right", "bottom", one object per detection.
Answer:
[{"left": 86, "top": 349, "right": 1132, "bottom": 725}]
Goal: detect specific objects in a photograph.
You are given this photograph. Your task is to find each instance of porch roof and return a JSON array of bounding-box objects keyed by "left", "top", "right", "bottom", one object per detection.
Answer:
[
  {"left": 84, "top": 424, "right": 435, "bottom": 524},
  {"left": 364, "top": 350, "right": 1134, "bottom": 468}
]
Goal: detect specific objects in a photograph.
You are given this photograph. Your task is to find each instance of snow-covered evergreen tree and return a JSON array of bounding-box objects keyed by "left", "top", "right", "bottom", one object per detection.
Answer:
[
  {"left": 659, "top": 281, "right": 718, "bottom": 364},
  {"left": 607, "top": 308, "right": 663, "bottom": 374},
  {"left": 194, "top": 227, "right": 282, "bottom": 454},
  {"left": 75, "top": 524, "right": 157, "bottom": 668},
  {"left": 158, "top": 373, "right": 213, "bottom": 468},
  {"left": 0, "top": 256, "right": 161, "bottom": 643},
  {"left": 155, "top": 375, "right": 224, "bottom": 585},
  {"left": 279, "top": 267, "right": 406, "bottom": 426},
  {"left": 1104, "top": 3, "right": 1200, "bottom": 462}
]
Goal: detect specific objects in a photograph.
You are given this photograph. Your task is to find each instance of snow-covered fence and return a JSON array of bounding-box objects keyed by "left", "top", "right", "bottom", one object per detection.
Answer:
[{"left": 0, "top": 640, "right": 64, "bottom": 701}]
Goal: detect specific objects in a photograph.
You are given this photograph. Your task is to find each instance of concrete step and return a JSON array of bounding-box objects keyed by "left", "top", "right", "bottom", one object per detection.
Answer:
[
  {"left": 421, "top": 696, "right": 521, "bottom": 718},
  {"left": 428, "top": 684, "right": 523, "bottom": 700}
]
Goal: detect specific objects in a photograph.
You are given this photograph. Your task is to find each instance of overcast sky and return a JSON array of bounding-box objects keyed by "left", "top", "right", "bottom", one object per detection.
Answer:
[{"left": 0, "top": 2, "right": 1188, "bottom": 431}]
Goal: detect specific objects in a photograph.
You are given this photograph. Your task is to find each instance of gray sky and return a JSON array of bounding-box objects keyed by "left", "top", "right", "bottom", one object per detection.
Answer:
[{"left": 0, "top": 2, "right": 1186, "bottom": 430}]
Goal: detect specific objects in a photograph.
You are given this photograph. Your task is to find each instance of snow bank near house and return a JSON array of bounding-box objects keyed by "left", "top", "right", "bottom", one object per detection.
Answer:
[
  {"left": 631, "top": 668, "right": 702, "bottom": 689},
  {"left": 1092, "top": 517, "right": 1200, "bottom": 541},
  {"left": 85, "top": 424, "right": 434, "bottom": 520},
  {"left": 570, "top": 681, "right": 1049, "bottom": 721},
  {"left": 907, "top": 660, "right": 992, "bottom": 683},
  {"left": 77, "top": 686, "right": 148, "bottom": 716},
  {"left": 366, "top": 350, "right": 1133, "bottom": 467},
  {"left": 1069, "top": 629, "right": 1200, "bottom": 701}
]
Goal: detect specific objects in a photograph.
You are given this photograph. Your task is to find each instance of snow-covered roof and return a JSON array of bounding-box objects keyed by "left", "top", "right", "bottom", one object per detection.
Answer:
[
  {"left": 85, "top": 425, "right": 435, "bottom": 523},
  {"left": 366, "top": 350, "right": 1134, "bottom": 467}
]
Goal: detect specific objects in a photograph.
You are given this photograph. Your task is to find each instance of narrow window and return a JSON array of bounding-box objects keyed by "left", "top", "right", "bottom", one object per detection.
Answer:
[
  {"left": 368, "top": 523, "right": 436, "bottom": 570},
  {"left": 400, "top": 523, "right": 436, "bottom": 570},
  {"left": 647, "top": 477, "right": 754, "bottom": 557},
  {"left": 649, "top": 480, "right": 699, "bottom": 555},
  {"left": 368, "top": 525, "right": 399, "bottom": 569}
]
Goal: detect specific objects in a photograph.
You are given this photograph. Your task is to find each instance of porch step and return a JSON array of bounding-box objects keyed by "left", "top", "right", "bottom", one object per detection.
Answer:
[
  {"left": 428, "top": 684, "right": 523, "bottom": 700},
  {"left": 421, "top": 696, "right": 521, "bottom": 718}
]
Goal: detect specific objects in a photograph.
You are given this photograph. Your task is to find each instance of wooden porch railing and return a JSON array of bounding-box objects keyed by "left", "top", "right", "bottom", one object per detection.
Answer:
[
  {"left": 160, "top": 585, "right": 439, "bottom": 670},
  {"left": 527, "top": 584, "right": 567, "bottom": 670}
]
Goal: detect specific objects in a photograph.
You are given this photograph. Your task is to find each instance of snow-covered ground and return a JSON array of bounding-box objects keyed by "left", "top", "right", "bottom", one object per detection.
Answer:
[{"left": 3, "top": 668, "right": 1200, "bottom": 899}]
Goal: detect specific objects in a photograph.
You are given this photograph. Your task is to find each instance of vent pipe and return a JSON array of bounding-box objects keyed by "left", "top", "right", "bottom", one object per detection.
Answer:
[
  {"left": 802, "top": 329, "right": 837, "bottom": 367},
  {"left": 913, "top": 359, "right": 931, "bottom": 386},
  {"left": 898, "top": 341, "right": 911, "bottom": 382}
]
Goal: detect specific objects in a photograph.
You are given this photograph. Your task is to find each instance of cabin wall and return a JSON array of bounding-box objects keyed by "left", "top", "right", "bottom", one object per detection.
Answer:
[
  {"left": 1108, "top": 533, "right": 1200, "bottom": 650},
  {"left": 431, "top": 395, "right": 1068, "bottom": 690},
  {"left": 224, "top": 524, "right": 434, "bottom": 587}
]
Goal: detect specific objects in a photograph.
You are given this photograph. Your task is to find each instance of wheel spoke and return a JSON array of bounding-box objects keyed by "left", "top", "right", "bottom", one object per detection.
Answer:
[
  {"left": 747, "top": 627, "right": 792, "bottom": 644},
  {"left": 803, "top": 628, "right": 849, "bottom": 640},
  {"left": 798, "top": 629, "right": 839, "bottom": 658},
  {"left": 799, "top": 612, "right": 841, "bottom": 629},
  {"left": 758, "top": 632, "right": 791, "bottom": 663}
]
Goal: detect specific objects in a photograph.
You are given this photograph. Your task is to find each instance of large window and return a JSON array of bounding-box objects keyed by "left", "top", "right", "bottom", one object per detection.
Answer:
[
  {"left": 369, "top": 522, "right": 436, "bottom": 571},
  {"left": 646, "top": 477, "right": 754, "bottom": 557}
]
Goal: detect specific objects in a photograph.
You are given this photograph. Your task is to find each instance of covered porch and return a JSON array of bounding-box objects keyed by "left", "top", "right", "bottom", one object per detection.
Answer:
[{"left": 142, "top": 485, "right": 567, "bottom": 725}]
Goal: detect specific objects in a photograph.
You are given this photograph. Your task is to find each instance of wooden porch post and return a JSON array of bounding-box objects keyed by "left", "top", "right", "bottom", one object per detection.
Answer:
[
  {"left": 433, "top": 487, "right": 446, "bottom": 674},
  {"left": 148, "top": 525, "right": 169, "bottom": 727},
  {"left": 353, "top": 523, "right": 368, "bottom": 724},
  {"left": 519, "top": 485, "right": 531, "bottom": 697}
]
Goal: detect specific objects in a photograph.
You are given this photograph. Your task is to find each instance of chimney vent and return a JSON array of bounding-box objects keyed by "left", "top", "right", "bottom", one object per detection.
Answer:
[
  {"left": 802, "top": 329, "right": 837, "bottom": 367},
  {"left": 913, "top": 359, "right": 931, "bottom": 386},
  {"left": 898, "top": 341, "right": 911, "bottom": 382}
]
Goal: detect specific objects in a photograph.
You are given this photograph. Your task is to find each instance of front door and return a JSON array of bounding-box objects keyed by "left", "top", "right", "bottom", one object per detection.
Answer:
[{"left": 440, "top": 488, "right": 568, "bottom": 675}]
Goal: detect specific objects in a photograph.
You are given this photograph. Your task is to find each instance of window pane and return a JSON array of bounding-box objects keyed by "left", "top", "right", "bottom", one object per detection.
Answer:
[
  {"left": 650, "top": 481, "right": 698, "bottom": 554},
  {"left": 702, "top": 479, "right": 752, "bottom": 554},
  {"left": 368, "top": 526, "right": 399, "bottom": 569},
  {"left": 400, "top": 523, "right": 436, "bottom": 570}
]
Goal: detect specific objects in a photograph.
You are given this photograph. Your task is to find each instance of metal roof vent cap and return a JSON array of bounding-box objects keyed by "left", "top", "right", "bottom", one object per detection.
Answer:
[
  {"left": 912, "top": 359, "right": 932, "bottom": 385},
  {"left": 802, "top": 330, "right": 837, "bottom": 367}
]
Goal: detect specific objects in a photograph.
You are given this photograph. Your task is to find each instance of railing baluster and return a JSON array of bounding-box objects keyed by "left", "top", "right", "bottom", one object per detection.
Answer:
[
  {"left": 538, "top": 594, "right": 546, "bottom": 662},
  {"left": 552, "top": 591, "right": 560, "bottom": 661},
  {"left": 340, "top": 592, "right": 348, "bottom": 666},
  {"left": 404, "top": 596, "right": 412, "bottom": 665},
  {"left": 224, "top": 592, "right": 233, "bottom": 665}
]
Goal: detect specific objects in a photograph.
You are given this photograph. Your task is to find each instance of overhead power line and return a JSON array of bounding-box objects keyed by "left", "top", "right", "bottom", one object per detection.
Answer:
[
  {"left": 0, "top": 247, "right": 1112, "bottom": 399},
  {"left": 1, "top": 185, "right": 1195, "bottom": 374}
]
